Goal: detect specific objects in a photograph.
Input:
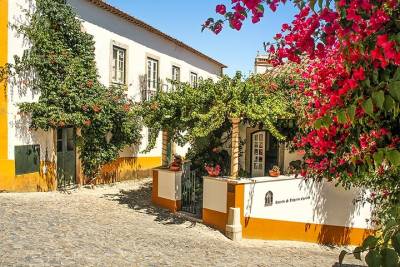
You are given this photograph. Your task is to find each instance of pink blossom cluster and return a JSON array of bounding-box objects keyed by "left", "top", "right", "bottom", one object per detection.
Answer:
[
  {"left": 205, "top": 0, "right": 282, "bottom": 33},
  {"left": 207, "top": 0, "right": 399, "bottom": 187},
  {"left": 205, "top": 164, "right": 222, "bottom": 177}
]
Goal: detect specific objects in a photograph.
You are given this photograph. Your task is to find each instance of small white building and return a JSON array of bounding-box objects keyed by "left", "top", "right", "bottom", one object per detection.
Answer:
[
  {"left": 0, "top": 0, "right": 225, "bottom": 192},
  {"left": 254, "top": 53, "right": 273, "bottom": 74}
]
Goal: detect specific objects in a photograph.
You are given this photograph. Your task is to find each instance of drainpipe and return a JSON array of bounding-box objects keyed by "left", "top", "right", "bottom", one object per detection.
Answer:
[
  {"left": 162, "top": 130, "right": 169, "bottom": 167},
  {"left": 230, "top": 117, "right": 240, "bottom": 179}
]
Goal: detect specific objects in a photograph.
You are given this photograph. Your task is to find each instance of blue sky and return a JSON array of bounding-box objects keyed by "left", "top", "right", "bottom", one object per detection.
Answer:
[{"left": 106, "top": 0, "right": 299, "bottom": 76}]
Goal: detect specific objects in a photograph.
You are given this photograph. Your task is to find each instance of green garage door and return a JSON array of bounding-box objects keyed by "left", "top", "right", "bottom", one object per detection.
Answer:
[{"left": 57, "top": 128, "right": 76, "bottom": 188}]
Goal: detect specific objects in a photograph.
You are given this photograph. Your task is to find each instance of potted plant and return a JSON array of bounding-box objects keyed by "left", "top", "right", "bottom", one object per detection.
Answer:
[
  {"left": 169, "top": 154, "right": 182, "bottom": 171},
  {"left": 205, "top": 164, "right": 221, "bottom": 177},
  {"left": 269, "top": 165, "right": 280, "bottom": 177}
]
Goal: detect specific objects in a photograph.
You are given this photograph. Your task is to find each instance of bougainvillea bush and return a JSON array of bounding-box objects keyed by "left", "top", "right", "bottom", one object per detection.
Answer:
[
  {"left": 2, "top": 0, "right": 142, "bottom": 178},
  {"left": 206, "top": 0, "right": 399, "bottom": 265}
]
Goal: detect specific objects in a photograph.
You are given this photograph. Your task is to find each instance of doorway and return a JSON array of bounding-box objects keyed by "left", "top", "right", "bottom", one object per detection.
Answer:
[
  {"left": 56, "top": 128, "right": 76, "bottom": 188},
  {"left": 251, "top": 131, "right": 266, "bottom": 177}
]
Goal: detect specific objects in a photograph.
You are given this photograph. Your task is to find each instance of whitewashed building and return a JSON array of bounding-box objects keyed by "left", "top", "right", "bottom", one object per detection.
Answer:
[
  {"left": 254, "top": 53, "right": 273, "bottom": 74},
  {"left": 0, "top": 0, "right": 225, "bottom": 192}
]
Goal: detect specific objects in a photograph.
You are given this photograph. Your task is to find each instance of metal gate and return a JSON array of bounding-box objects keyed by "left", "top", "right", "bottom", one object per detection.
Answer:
[{"left": 181, "top": 162, "right": 202, "bottom": 217}]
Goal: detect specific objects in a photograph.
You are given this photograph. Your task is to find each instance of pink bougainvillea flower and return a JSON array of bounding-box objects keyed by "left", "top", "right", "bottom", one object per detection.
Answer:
[
  {"left": 352, "top": 66, "right": 365, "bottom": 81},
  {"left": 216, "top": 4, "right": 226, "bottom": 15},
  {"left": 214, "top": 23, "right": 223, "bottom": 34}
]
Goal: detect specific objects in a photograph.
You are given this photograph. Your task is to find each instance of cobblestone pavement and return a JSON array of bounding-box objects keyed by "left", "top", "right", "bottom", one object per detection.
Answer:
[{"left": 0, "top": 179, "right": 366, "bottom": 267}]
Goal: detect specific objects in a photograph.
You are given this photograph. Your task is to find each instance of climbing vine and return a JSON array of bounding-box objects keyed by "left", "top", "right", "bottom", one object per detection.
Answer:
[
  {"left": 141, "top": 72, "right": 296, "bottom": 173},
  {"left": 2, "top": 0, "right": 142, "bottom": 178}
]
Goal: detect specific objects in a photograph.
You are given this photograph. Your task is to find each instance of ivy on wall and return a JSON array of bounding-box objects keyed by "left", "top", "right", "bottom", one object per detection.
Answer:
[{"left": 2, "top": 0, "right": 142, "bottom": 178}]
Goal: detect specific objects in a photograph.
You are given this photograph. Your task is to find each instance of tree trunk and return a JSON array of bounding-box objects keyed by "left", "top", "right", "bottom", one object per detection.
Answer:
[
  {"left": 230, "top": 118, "right": 240, "bottom": 178},
  {"left": 162, "top": 131, "right": 169, "bottom": 167}
]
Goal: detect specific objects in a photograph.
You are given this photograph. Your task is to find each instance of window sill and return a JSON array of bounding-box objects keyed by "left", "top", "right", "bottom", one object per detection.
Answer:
[{"left": 111, "top": 82, "right": 127, "bottom": 87}]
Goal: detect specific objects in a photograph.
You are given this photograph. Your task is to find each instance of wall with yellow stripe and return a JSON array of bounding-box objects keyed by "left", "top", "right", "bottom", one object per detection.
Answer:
[
  {"left": 97, "top": 156, "right": 162, "bottom": 184},
  {"left": 0, "top": 0, "right": 163, "bottom": 192},
  {"left": 0, "top": 155, "right": 161, "bottom": 192},
  {"left": 0, "top": 0, "right": 13, "bottom": 191},
  {"left": 0, "top": 0, "right": 55, "bottom": 192},
  {"left": 202, "top": 177, "right": 374, "bottom": 246}
]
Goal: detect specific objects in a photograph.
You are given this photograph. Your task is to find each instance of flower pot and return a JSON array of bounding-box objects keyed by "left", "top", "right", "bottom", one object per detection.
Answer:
[
  {"left": 169, "top": 166, "right": 181, "bottom": 171},
  {"left": 205, "top": 164, "right": 221, "bottom": 177},
  {"left": 207, "top": 170, "right": 220, "bottom": 177},
  {"left": 269, "top": 170, "right": 280, "bottom": 177}
]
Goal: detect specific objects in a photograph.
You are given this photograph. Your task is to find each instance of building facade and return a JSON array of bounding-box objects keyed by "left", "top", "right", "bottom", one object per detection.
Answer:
[
  {"left": 254, "top": 53, "right": 273, "bottom": 74},
  {"left": 0, "top": 0, "right": 225, "bottom": 192}
]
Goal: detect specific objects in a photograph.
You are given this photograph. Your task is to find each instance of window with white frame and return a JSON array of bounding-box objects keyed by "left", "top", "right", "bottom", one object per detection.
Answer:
[
  {"left": 147, "top": 58, "right": 159, "bottom": 90},
  {"left": 172, "top": 66, "right": 180, "bottom": 82},
  {"left": 172, "top": 66, "right": 180, "bottom": 89},
  {"left": 112, "top": 46, "right": 126, "bottom": 84},
  {"left": 190, "top": 72, "right": 198, "bottom": 88}
]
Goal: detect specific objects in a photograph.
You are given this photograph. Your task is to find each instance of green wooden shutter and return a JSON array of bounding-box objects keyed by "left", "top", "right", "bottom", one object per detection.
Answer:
[{"left": 15, "top": 145, "right": 40, "bottom": 175}]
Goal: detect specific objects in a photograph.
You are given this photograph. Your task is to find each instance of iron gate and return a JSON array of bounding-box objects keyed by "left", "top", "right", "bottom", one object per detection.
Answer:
[{"left": 181, "top": 162, "right": 202, "bottom": 217}]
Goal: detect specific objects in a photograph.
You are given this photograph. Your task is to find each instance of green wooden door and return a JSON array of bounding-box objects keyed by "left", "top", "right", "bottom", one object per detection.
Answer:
[{"left": 57, "top": 128, "right": 76, "bottom": 188}]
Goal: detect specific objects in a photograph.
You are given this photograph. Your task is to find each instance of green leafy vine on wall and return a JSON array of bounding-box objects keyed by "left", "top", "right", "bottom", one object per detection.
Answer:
[
  {"left": 141, "top": 72, "right": 298, "bottom": 173},
  {"left": 1, "top": 0, "right": 142, "bottom": 179}
]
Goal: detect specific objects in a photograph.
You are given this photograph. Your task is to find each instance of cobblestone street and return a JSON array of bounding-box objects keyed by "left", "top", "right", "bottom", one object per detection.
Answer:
[{"left": 0, "top": 179, "right": 365, "bottom": 267}]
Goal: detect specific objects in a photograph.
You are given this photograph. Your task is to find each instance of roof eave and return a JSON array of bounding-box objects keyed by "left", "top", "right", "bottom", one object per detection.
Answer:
[{"left": 85, "top": 0, "right": 227, "bottom": 69}]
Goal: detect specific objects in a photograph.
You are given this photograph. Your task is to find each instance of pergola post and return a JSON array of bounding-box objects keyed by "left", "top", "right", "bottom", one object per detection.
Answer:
[
  {"left": 230, "top": 117, "right": 240, "bottom": 179},
  {"left": 162, "top": 130, "right": 169, "bottom": 167}
]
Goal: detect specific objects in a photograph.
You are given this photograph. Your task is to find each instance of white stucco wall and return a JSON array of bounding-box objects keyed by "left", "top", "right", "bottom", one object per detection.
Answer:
[
  {"left": 6, "top": 0, "right": 223, "bottom": 161},
  {"left": 244, "top": 177, "right": 373, "bottom": 229},
  {"left": 7, "top": 0, "right": 54, "bottom": 162},
  {"left": 203, "top": 177, "right": 227, "bottom": 213},
  {"left": 68, "top": 0, "right": 222, "bottom": 157},
  {"left": 175, "top": 143, "right": 190, "bottom": 158},
  {"left": 254, "top": 64, "right": 269, "bottom": 74},
  {"left": 157, "top": 169, "right": 182, "bottom": 201},
  {"left": 283, "top": 149, "right": 304, "bottom": 172}
]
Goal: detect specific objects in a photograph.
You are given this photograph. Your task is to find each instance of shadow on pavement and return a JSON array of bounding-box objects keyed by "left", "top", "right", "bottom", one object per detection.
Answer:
[
  {"left": 332, "top": 263, "right": 365, "bottom": 267},
  {"left": 102, "top": 181, "right": 197, "bottom": 227}
]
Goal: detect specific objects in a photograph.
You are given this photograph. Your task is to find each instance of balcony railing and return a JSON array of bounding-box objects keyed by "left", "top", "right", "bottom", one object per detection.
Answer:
[{"left": 140, "top": 75, "right": 179, "bottom": 102}]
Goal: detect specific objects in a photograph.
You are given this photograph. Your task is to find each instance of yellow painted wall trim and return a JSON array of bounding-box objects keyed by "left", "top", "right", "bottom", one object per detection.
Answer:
[
  {"left": 231, "top": 183, "right": 371, "bottom": 246},
  {"left": 242, "top": 217, "right": 374, "bottom": 246},
  {"left": 151, "top": 169, "right": 181, "bottom": 212},
  {"left": 0, "top": 0, "right": 9, "bottom": 161},
  {"left": 202, "top": 208, "right": 227, "bottom": 232},
  {"left": 97, "top": 156, "right": 162, "bottom": 184},
  {"left": 0, "top": 161, "right": 57, "bottom": 192},
  {"left": 1, "top": 155, "right": 160, "bottom": 192},
  {"left": 203, "top": 182, "right": 371, "bottom": 246},
  {"left": 0, "top": 0, "right": 10, "bottom": 192}
]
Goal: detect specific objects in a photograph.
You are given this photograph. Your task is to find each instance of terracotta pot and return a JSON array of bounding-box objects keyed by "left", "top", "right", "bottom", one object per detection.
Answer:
[{"left": 269, "top": 170, "right": 280, "bottom": 177}]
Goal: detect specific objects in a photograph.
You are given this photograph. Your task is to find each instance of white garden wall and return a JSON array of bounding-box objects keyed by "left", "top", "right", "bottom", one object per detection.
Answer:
[{"left": 244, "top": 177, "right": 373, "bottom": 229}]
